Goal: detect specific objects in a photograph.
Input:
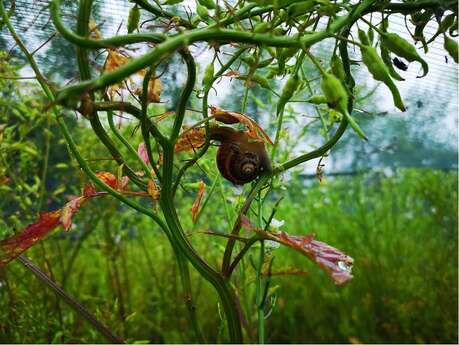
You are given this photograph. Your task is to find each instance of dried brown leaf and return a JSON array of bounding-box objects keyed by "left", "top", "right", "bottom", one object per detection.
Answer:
[
  {"left": 191, "top": 181, "right": 206, "bottom": 223},
  {"left": 209, "top": 106, "right": 273, "bottom": 145},
  {"left": 175, "top": 128, "right": 206, "bottom": 153}
]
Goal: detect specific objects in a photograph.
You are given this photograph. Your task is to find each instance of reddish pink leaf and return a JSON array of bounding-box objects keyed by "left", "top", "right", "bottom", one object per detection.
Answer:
[
  {"left": 0, "top": 171, "right": 132, "bottom": 267},
  {"left": 0, "top": 211, "right": 61, "bottom": 266},
  {"left": 241, "top": 215, "right": 354, "bottom": 285},
  {"left": 137, "top": 142, "right": 150, "bottom": 165},
  {"left": 95, "top": 171, "right": 118, "bottom": 189}
]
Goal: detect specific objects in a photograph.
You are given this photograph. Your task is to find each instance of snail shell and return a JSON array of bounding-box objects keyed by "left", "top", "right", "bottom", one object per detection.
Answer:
[{"left": 210, "top": 126, "right": 272, "bottom": 185}]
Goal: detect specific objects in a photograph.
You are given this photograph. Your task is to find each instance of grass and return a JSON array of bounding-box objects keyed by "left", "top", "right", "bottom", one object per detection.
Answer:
[{"left": 0, "top": 168, "right": 457, "bottom": 343}]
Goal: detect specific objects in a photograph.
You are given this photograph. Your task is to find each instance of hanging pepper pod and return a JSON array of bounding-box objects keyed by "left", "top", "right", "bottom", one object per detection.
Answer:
[
  {"left": 306, "top": 95, "right": 327, "bottom": 105},
  {"left": 411, "top": 10, "right": 432, "bottom": 53},
  {"left": 127, "top": 4, "right": 140, "bottom": 33},
  {"left": 379, "top": 18, "right": 405, "bottom": 81},
  {"left": 358, "top": 29, "right": 370, "bottom": 46},
  {"left": 380, "top": 44, "right": 405, "bottom": 81},
  {"left": 253, "top": 22, "right": 270, "bottom": 33},
  {"left": 196, "top": 4, "right": 209, "bottom": 19},
  {"left": 368, "top": 26, "right": 375, "bottom": 46},
  {"left": 276, "top": 73, "right": 300, "bottom": 116},
  {"left": 359, "top": 44, "right": 406, "bottom": 111},
  {"left": 444, "top": 36, "right": 458, "bottom": 63},
  {"left": 330, "top": 54, "right": 346, "bottom": 81},
  {"left": 427, "top": 13, "right": 455, "bottom": 44},
  {"left": 287, "top": 0, "right": 315, "bottom": 17},
  {"left": 381, "top": 32, "right": 429, "bottom": 77},
  {"left": 202, "top": 62, "right": 214, "bottom": 89},
  {"left": 320, "top": 72, "right": 367, "bottom": 140},
  {"left": 197, "top": 0, "right": 216, "bottom": 9}
]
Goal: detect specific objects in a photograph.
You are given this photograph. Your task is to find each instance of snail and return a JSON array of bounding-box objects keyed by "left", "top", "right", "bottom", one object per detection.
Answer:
[{"left": 210, "top": 126, "right": 272, "bottom": 185}]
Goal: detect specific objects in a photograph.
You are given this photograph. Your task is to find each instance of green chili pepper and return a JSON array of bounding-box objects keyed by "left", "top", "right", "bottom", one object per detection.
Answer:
[
  {"left": 368, "top": 26, "right": 374, "bottom": 46},
  {"left": 276, "top": 73, "right": 300, "bottom": 116},
  {"left": 237, "top": 74, "right": 271, "bottom": 90},
  {"left": 444, "top": 36, "right": 458, "bottom": 63},
  {"left": 287, "top": 0, "right": 315, "bottom": 17},
  {"left": 196, "top": 4, "right": 209, "bottom": 19},
  {"left": 253, "top": 22, "right": 270, "bottom": 33},
  {"left": 380, "top": 44, "right": 405, "bottom": 81},
  {"left": 330, "top": 54, "right": 346, "bottom": 81},
  {"left": 412, "top": 10, "right": 432, "bottom": 53},
  {"left": 381, "top": 32, "right": 429, "bottom": 77},
  {"left": 197, "top": 0, "right": 216, "bottom": 10},
  {"left": 358, "top": 29, "right": 370, "bottom": 46},
  {"left": 320, "top": 72, "right": 367, "bottom": 140},
  {"left": 202, "top": 62, "right": 214, "bottom": 89},
  {"left": 379, "top": 18, "right": 404, "bottom": 81},
  {"left": 306, "top": 95, "right": 327, "bottom": 104},
  {"left": 427, "top": 14, "right": 455, "bottom": 44},
  {"left": 127, "top": 4, "right": 140, "bottom": 33},
  {"left": 359, "top": 44, "right": 406, "bottom": 111}
]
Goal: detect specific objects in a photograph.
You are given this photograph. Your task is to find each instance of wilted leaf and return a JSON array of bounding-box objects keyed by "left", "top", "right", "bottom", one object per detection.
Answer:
[
  {"left": 88, "top": 19, "right": 102, "bottom": 39},
  {"left": 175, "top": 128, "right": 206, "bottom": 153},
  {"left": 223, "top": 70, "right": 240, "bottom": 77},
  {"left": 241, "top": 215, "right": 354, "bottom": 285},
  {"left": 60, "top": 196, "right": 87, "bottom": 231},
  {"left": 147, "top": 78, "right": 161, "bottom": 103},
  {"left": 0, "top": 171, "right": 132, "bottom": 266},
  {"left": 104, "top": 50, "right": 130, "bottom": 73},
  {"left": 191, "top": 181, "right": 205, "bottom": 223},
  {"left": 209, "top": 106, "right": 273, "bottom": 145},
  {"left": 147, "top": 179, "right": 161, "bottom": 200}
]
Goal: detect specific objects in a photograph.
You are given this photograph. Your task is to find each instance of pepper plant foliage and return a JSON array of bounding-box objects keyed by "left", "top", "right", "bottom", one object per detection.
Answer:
[{"left": 0, "top": 0, "right": 457, "bottom": 343}]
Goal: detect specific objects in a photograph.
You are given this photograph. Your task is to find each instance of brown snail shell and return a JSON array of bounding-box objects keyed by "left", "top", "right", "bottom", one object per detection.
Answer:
[{"left": 210, "top": 126, "right": 272, "bottom": 185}]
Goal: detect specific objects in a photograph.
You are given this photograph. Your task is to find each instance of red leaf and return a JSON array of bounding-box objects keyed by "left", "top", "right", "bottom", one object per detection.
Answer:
[
  {"left": 191, "top": 181, "right": 206, "bottom": 223},
  {"left": 0, "top": 171, "right": 132, "bottom": 267},
  {"left": 241, "top": 215, "right": 354, "bottom": 285},
  {"left": 95, "top": 171, "right": 118, "bottom": 189},
  {"left": 0, "top": 211, "right": 61, "bottom": 266}
]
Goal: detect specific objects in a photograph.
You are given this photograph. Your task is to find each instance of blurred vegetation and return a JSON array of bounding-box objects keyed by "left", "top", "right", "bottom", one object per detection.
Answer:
[{"left": 0, "top": 167, "right": 457, "bottom": 343}]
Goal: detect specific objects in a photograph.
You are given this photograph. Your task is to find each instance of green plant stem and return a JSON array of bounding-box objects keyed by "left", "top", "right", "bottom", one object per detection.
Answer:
[
  {"left": 255, "top": 240, "right": 265, "bottom": 344},
  {"left": 132, "top": 0, "right": 195, "bottom": 29},
  {"left": 106, "top": 108, "right": 152, "bottom": 178},
  {"left": 221, "top": 176, "right": 268, "bottom": 276},
  {"left": 36, "top": 113, "right": 51, "bottom": 213},
  {"left": 157, "top": 47, "right": 242, "bottom": 341},
  {"left": 171, "top": 47, "right": 246, "bottom": 196},
  {"left": 271, "top": 51, "right": 305, "bottom": 160},
  {"left": 140, "top": 68, "right": 163, "bottom": 180}
]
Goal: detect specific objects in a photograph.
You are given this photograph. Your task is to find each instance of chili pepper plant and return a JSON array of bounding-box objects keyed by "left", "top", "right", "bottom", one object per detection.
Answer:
[{"left": 0, "top": 0, "right": 457, "bottom": 343}]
